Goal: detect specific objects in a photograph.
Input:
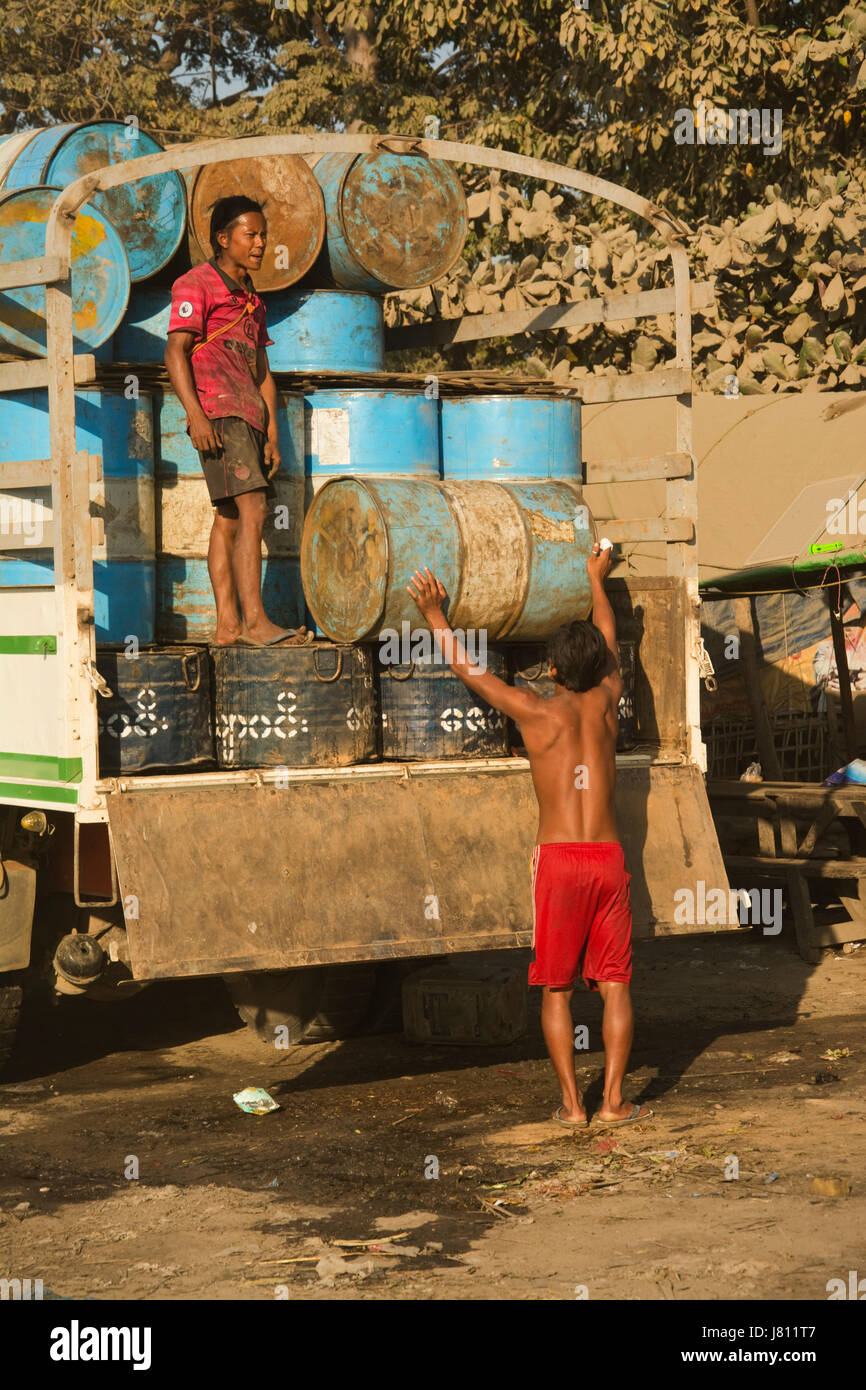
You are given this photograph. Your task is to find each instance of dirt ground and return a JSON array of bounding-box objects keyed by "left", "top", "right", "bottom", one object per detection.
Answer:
[{"left": 1, "top": 925, "right": 864, "bottom": 1302}]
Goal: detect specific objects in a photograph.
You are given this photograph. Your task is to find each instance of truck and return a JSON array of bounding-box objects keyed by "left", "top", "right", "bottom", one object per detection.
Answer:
[{"left": 0, "top": 131, "right": 731, "bottom": 1068}]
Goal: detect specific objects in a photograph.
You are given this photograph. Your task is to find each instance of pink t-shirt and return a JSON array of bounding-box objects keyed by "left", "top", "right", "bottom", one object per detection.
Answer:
[{"left": 168, "top": 260, "right": 274, "bottom": 433}]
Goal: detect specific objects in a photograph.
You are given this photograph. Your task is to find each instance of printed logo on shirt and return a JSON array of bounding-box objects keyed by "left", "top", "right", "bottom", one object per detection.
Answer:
[{"left": 177, "top": 301, "right": 194, "bottom": 318}]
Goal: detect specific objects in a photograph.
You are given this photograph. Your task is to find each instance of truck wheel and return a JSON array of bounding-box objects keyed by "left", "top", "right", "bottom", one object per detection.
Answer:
[
  {"left": 0, "top": 979, "right": 24, "bottom": 1074},
  {"left": 226, "top": 964, "right": 377, "bottom": 1046}
]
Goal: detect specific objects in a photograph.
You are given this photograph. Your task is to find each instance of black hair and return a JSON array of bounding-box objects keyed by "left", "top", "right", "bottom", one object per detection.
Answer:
[
  {"left": 209, "top": 196, "right": 265, "bottom": 252},
  {"left": 545, "top": 620, "right": 610, "bottom": 693}
]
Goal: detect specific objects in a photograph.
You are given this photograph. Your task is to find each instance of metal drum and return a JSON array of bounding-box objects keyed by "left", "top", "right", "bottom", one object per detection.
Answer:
[
  {"left": 212, "top": 642, "right": 377, "bottom": 769},
  {"left": 441, "top": 396, "right": 581, "bottom": 480},
  {"left": 0, "top": 187, "right": 130, "bottom": 354},
  {"left": 154, "top": 389, "right": 305, "bottom": 642},
  {"left": 301, "top": 476, "right": 596, "bottom": 644},
  {"left": 304, "top": 389, "right": 440, "bottom": 500},
  {"left": 112, "top": 286, "right": 169, "bottom": 362},
  {"left": 95, "top": 646, "right": 215, "bottom": 774},
  {"left": 378, "top": 647, "right": 509, "bottom": 761},
  {"left": 0, "top": 389, "right": 156, "bottom": 644},
  {"left": 266, "top": 290, "right": 385, "bottom": 373},
  {"left": 510, "top": 641, "right": 638, "bottom": 752},
  {"left": 1, "top": 122, "right": 186, "bottom": 281},
  {"left": 187, "top": 154, "right": 325, "bottom": 292},
  {"left": 313, "top": 151, "right": 467, "bottom": 293}
]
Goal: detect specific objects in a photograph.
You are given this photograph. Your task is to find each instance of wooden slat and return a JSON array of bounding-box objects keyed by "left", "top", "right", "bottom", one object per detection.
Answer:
[
  {"left": 0, "top": 452, "right": 101, "bottom": 490},
  {"left": 0, "top": 355, "right": 97, "bottom": 392},
  {"left": 585, "top": 450, "right": 692, "bottom": 484},
  {"left": 603, "top": 518, "right": 694, "bottom": 544},
  {"left": 385, "top": 281, "right": 715, "bottom": 351},
  {"left": 0, "top": 256, "right": 63, "bottom": 292},
  {"left": 725, "top": 853, "right": 866, "bottom": 878},
  {"left": 574, "top": 369, "right": 690, "bottom": 404},
  {"left": 0, "top": 520, "right": 54, "bottom": 551},
  {"left": 0, "top": 460, "right": 51, "bottom": 488}
]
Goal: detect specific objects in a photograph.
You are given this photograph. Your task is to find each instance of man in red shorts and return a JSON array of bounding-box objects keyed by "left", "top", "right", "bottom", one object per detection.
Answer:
[
  {"left": 408, "top": 542, "right": 652, "bottom": 1129},
  {"left": 165, "top": 194, "right": 309, "bottom": 648}
]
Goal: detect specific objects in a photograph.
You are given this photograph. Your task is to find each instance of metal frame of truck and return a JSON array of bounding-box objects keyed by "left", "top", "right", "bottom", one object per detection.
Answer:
[{"left": 0, "top": 134, "right": 732, "bottom": 1022}]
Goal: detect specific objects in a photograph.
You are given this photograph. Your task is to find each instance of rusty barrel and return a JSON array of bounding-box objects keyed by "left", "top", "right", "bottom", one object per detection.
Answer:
[
  {"left": 154, "top": 390, "right": 305, "bottom": 642},
  {"left": 441, "top": 396, "right": 582, "bottom": 480},
  {"left": 186, "top": 153, "right": 325, "bottom": 292},
  {"left": 0, "top": 187, "right": 130, "bottom": 354},
  {"left": 312, "top": 151, "right": 467, "bottom": 292},
  {"left": 301, "top": 476, "right": 596, "bottom": 644},
  {"left": 0, "top": 122, "right": 186, "bottom": 281}
]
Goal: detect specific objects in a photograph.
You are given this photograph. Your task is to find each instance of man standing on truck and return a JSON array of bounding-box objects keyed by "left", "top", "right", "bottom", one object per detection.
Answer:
[
  {"left": 408, "top": 543, "right": 652, "bottom": 1129},
  {"left": 165, "top": 194, "right": 310, "bottom": 648}
]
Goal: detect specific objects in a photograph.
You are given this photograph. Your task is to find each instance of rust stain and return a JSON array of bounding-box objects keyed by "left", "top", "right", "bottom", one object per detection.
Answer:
[
  {"left": 528, "top": 510, "right": 575, "bottom": 543},
  {"left": 75, "top": 298, "right": 98, "bottom": 330},
  {"left": 71, "top": 214, "right": 108, "bottom": 257}
]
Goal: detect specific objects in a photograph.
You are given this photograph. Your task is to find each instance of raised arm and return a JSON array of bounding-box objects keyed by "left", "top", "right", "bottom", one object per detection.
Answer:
[
  {"left": 587, "top": 540, "right": 623, "bottom": 699},
  {"left": 407, "top": 568, "right": 542, "bottom": 725}
]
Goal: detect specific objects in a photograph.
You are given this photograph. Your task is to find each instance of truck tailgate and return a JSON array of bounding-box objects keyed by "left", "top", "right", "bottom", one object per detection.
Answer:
[{"left": 104, "top": 761, "right": 736, "bottom": 980}]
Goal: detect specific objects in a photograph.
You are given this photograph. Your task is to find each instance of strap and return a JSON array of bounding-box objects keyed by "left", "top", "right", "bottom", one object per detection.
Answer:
[{"left": 191, "top": 299, "right": 255, "bottom": 358}]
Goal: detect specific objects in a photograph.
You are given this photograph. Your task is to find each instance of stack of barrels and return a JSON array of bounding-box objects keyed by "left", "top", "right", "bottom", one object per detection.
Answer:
[{"left": 0, "top": 122, "right": 636, "bottom": 775}]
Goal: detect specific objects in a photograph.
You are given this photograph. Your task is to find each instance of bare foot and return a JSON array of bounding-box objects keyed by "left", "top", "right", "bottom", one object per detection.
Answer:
[
  {"left": 596, "top": 1100, "right": 652, "bottom": 1123},
  {"left": 213, "top": 620, "right": 244, "bottom": 647},
  {"left": 243, "top": 620, "right": 309, "bottom": 646},
  {"left": 554, "top": 1091, "right": 587, "bottom": 1125}
]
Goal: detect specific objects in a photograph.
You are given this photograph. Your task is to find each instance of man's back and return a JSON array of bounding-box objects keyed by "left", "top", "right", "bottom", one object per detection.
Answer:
[{"left": 520, "top": 679, "right": 620, "bottom": 845}]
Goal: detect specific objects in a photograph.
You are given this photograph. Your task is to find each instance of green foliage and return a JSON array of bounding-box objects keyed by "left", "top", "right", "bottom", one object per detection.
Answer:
[{"left": 1, "top": 0, "right": 863, "bottom": 389}]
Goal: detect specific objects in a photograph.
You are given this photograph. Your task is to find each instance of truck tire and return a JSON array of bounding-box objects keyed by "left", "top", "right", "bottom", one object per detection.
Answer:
[
  {"left": 226, "top": 964, "right": 377, "bottom": 1046},
  {"left": 0, "top": 980, "right": 24, "bottom": 1074}
]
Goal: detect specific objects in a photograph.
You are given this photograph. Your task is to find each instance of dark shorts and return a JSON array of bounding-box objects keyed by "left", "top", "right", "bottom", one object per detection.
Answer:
[{"left": 197, "top": 416, "right": 275, "bottom": 505}]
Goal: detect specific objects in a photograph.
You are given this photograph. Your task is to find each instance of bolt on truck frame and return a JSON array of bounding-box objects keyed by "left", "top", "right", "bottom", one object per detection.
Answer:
[{"left": 0, "top": 133, "right": 733, "bottom": 1064}]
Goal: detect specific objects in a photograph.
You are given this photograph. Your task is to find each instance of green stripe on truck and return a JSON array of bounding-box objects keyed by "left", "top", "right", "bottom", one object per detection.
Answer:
[
  {"left": 0, "top": 752, "right": 83, "bottom": 782},
  {"left": 0, "top": 635, "right": 58, "bottom": 655},
  {"left": 0, "top": 781, "right": 79, "bottom": 805}
]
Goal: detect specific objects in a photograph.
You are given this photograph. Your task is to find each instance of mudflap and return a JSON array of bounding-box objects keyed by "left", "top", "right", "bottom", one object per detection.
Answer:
[{"left": 105, "top": 762, "right": 734, "bottom": 981}]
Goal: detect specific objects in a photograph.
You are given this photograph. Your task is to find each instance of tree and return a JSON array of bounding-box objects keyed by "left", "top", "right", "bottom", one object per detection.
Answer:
[{"left": 1, "top": 1, "right": 863, "bottom": 389}]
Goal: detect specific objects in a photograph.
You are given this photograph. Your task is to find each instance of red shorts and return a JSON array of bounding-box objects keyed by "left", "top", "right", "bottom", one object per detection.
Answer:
[{"left": 528, "top": 842, "right": 633, "bottom": 990}]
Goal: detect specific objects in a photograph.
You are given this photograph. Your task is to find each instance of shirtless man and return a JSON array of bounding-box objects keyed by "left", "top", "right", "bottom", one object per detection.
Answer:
[{"left": 408, "top": 542, "right": 652, "bottom": 1129}]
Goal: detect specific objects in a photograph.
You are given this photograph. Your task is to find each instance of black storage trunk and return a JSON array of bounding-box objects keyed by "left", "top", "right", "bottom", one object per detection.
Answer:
[
  {"left": 212, "top": 642, "right": 377, "bottom": 769},
  {"left": 509, "top": 639, "right": 638, "bottom": 751},
  {"left": 95, "top": 646, "right": 215, "bottom": 774},
  {"left": 378, "top": 647, "right": 509, "bottom": 761}
]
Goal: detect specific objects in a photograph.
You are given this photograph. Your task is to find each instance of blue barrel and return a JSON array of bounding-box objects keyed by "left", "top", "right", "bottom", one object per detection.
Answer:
[
  {"left": 0, "top": 389, "right": 155, "bottom": 643},
  {"left": 305, "top": 390, "right": 440, "bottom": 497},
  {"left": 0, "top": 187, "right": 130, "bottom": 354},
  {"left": 1, "top": 122, "right": 186, "bottom": 282},
  {"left": 441, "top": 396, "right": 581, "bottom": 480},
  {"left": 155, "top": 389, "right": 305, "bottom": 642},
  {"left": 212, "top": 642, "right": 377, "bottom": 769},
  {"left": 313, "top": 152, "right": 467, "bottom": 293},
  {"left": 113, "top": 286, "right": 385, "bottom": 374},
  {"left": 112, "top": 286, "right": 168, "bottom": 362},
  {"left": 267, "top": 290, "right": 385, "bottom": 373},
  {"left": 301, "top": 476, "right": 596, "bottom": 644}
]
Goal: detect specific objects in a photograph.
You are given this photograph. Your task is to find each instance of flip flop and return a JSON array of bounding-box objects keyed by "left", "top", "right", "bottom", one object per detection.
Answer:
[
  {"left": 593, "top": 1104, "right": 654, "bottom": 1128},
  {"left": 553, "top": 1106, "right": 589, "bottom": 1129},
  {"left": 235, "top": 629, "right": 313, "bottom": 648}
]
